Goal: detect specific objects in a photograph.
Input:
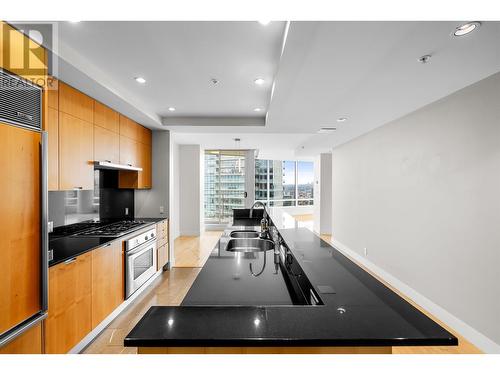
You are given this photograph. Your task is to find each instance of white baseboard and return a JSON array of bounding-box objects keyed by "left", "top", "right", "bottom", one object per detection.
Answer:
[{"left": 332, "top": 239, "right": 500, "bottom": 354}]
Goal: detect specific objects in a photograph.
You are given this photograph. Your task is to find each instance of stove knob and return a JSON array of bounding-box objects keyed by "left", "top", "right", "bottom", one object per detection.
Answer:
[
  {"left": 151, "top": 233, "right": 155, "bottom": 237},
  {"left": 144, "top": 235, "right": 148, "bottom": 241}
]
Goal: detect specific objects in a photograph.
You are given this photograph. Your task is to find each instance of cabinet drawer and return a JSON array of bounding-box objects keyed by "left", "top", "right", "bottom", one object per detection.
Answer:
[
  {"left": 157, "top": 235, "right": 168, "bottom": 248},
  {"left": 156, "top": 220, "right": 168, "bottom": 239}
]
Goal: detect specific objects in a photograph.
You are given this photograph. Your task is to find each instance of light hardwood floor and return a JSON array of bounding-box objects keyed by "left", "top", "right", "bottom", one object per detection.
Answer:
[
  {"left": 173, "top": 231, "right": 223, "bottom": 267},
  {"left": 83, "top": 220, "right": 481, "bottom": 354}
]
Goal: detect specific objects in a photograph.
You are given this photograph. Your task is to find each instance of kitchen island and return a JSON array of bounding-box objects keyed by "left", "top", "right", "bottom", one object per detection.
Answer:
[{"left": 124, "top": 208, "right": 457, "bottom": 354}]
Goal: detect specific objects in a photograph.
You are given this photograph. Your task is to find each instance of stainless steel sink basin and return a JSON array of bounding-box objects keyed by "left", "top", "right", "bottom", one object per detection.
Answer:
[
  {"left": 226, "top": 238, "right": 274, "bottom": 252},
  {"left": 229, "top": 230, "right": 260, "bottom": 239}
]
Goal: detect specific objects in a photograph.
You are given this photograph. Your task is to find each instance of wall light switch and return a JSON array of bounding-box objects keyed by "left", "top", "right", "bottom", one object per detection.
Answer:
[
  {"left": 364, "top": 247, "right": 368, "bottom": 256},
  {"left": 125, "top": 207, "right": 129, "bottom": 216},
  {"left": 160, "top": 206, "right": 164, "bottom": 214}
]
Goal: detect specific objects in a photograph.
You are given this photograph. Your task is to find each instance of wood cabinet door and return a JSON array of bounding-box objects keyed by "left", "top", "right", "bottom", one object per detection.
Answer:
[
  {"left": 59, "top": 112, "right": 94, "bottom": 190},
  {"left": 137, "top": 141, "right": 152, "bottom": 189},
  {"left": 119, "top": 115, "right": 139, "bottom": 140},
  {"left": 58, "top": 82, "right": 93, "bottom": 123},
  {"left": 47, "top": 107, "right": 59, "bottom": 190},
  {"left": 94, "top": 101, "right": 119, "bottom": 133},
  {"left": 0, "top": 124, "right": 41, "bottom": 335},
  {"left": 138, "top": 126, "right": 152, "bottom": 145},
  {"left": 119, "top": 135, "right": 137, "bottom": 166},
  {"left": 0, "top": 322, "right": 42, "bottom": 354},
  {"left": 91, "top": 241, "right": 124, "bottom": 329},
  {"left": 47, "top": 77, "right": 59, "bottom": 110},
  {"left": 157, "top": 244, "right": 169, "bottom": 271},
  {"left": 94, "top": 125, "right": 120, "bottom": 164},
  {"left": 45, "top": 253, "right": 92, "bottom": 354}
]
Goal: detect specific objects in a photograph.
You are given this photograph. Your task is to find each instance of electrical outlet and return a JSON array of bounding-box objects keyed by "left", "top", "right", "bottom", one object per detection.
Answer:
[
  {"left": 364, "top": 247, "right": 368, "bottom": 256},
  {"left": 160, "top": 206, "right": 164, "bottom": 214}
]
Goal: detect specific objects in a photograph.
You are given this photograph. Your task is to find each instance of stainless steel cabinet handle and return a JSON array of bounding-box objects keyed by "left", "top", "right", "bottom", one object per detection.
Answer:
[
  {"left": 64, "top": 257, "right": 77, "bottom": 264},
  {"left": 74, "top": 186, "right": 83, "bottom": 190}
]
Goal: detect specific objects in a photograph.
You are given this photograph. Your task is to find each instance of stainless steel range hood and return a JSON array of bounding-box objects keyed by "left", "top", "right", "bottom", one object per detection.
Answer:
[{"left": 93, "top": 160, "right": 143, "bottom": 172}]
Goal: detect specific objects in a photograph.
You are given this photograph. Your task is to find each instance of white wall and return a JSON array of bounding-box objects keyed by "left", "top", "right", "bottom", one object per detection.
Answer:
[
  {"left": 135, "top": 130, "right": 170, "bottom": 218},
  {"left": 313, "top": 153, "right": 332, "bottom": 235},
  {"left": 178, "top": 144, "right": 203, "bottom": 236},
  {"left": 172, "top": 142, "right": 181, "bottom": 239},
  {"left": 331, "top": 72, "right": 500, "bottom": 352}
]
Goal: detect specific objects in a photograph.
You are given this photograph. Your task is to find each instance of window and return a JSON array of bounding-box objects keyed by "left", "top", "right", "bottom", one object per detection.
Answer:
[
  {"left": 204, "top": 150, "right": 246, "bottom": 224},
  {"left": 255, "top": 160, "right": 314, "bottom": 207}
]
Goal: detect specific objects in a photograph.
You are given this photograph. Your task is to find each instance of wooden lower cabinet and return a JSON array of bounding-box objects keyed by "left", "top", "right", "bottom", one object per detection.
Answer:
[
  {"left": 91, "top": 241, "right": 124, "bottom": 329},
  {"left": 45, "top": 253, "right": 92, "bottom": 354},
  {"left": 0, "top": 323, "right": 43, "bottom": 354},
  {"left": 157, "top": 244, "right": 169, "bottom": 271},
  {"left": 156, "top": 220, "right": 169, "bottom": 270}
]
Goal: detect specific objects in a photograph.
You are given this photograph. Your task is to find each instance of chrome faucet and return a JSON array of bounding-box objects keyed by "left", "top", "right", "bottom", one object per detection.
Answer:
[{"left": 249, "top": 201, "right": 266, "bottom": 219}]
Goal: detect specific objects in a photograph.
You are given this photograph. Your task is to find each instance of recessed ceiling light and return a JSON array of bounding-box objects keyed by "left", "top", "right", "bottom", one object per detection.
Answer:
[
  {"left": 254, "top": 108, "right": 262, "bottom": 112},
  {"left": 318, "top": 127, "right": 337, "bottom": 134},
  {"left": 254, "top": 78, "right": 265, "bottom": 85},
  {"left": 453, "top": 21, "right": 481, "bottom": 37},
  {"left": 134, "top": 77, "right": 146, "bottom": 84},
  {"left": 168, "top": 107, "right": 176, "bottom": 112},
  {"left": 258, "top": 20, "right": 271, "bottom": 26},
  {"left": 337, "top": 117, "right": 347, "bottom": 123}
]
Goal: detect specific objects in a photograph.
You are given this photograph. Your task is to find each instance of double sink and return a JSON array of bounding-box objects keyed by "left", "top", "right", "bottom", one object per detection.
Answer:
[{"left": 226, "top": 230, "right": 275, "bottom": 252}]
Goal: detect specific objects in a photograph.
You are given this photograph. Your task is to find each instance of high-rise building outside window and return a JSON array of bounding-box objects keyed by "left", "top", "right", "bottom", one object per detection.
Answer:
[{"left": 254, "top": 159, "right": 314, "bottom": 207}]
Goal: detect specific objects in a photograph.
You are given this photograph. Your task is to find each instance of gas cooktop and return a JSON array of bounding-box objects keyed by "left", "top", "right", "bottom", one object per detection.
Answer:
[{"left": 72, "top": 220, "right": 149, "bottom": 238}]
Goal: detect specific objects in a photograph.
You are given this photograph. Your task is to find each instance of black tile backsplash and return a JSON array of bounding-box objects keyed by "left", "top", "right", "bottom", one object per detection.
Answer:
[{"left": 48, "top": 170, "right": 134, "bottom": 228}]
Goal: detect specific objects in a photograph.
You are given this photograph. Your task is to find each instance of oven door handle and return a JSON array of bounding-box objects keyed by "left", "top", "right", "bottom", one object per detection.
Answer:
[{"left": 127, "top": 241, "right": 156, "bottom": 257}]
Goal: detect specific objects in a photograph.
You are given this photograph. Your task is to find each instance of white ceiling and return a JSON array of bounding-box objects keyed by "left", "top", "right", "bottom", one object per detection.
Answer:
[
  {"left": 54, "top": 21, "right": 285, "bottom": 121},
  {"left": 50, "top": 21, "right": 500, "bottom": 157}
]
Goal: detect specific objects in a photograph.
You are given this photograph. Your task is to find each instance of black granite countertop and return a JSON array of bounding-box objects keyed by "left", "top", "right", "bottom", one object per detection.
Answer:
[
  {"left": 124, "top": 212, "right": 458, "bottom": 348},
  {"left": 48, "top": 217, "right": 166, "bottom": 267}
]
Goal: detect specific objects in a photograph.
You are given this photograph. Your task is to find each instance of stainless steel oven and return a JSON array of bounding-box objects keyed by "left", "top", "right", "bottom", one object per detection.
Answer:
[{"left": 125, "top": 227, "right": 157, "bottom": 299}]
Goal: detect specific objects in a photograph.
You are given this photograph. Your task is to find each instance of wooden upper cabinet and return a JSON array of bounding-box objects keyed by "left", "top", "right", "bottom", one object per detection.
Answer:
[
  {"left": 47, "top": 77, "right": 59, "bottom": 110},
  {"left": 47, "top": 107, "right": 59, "bottom": 190},
  {"left": 119, "top": 115, "right": 139, "bottom": 140},
  {"left": 94, "top": 125, "right": 120, "bottom": 164},
  {"left": 138, "top": 126, "right": 152, "bottom": 145},
  {"left": 45, "top": 253, "right": 92, "bottom": 354},
  {"left": 59, "top": 112, "right": 94, "bottom": 190},
  {"left": 59, "top": 82, "right": 93, "bottom": 123},
  {"left": 94, "top": 101, "right": 119, "bottom": 133},
  {"left": 91, "top": 241, "right": 124, "bottom": 329},
  {"left": 119, "top": 135, "right": 138, "bottom": 166},
  {"left": 137, "top": 141, "right": 152, "bottom": 188}
]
